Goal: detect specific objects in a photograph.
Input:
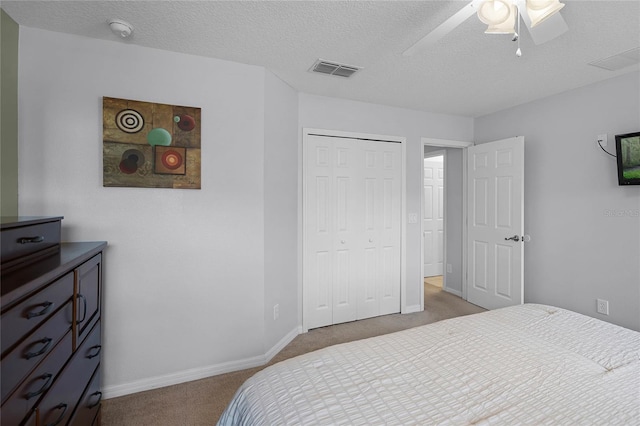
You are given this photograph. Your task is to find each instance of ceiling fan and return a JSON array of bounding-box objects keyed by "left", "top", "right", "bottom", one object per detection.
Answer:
[{"left": 403, "top": 0, "right": 568, "bottom": 57}]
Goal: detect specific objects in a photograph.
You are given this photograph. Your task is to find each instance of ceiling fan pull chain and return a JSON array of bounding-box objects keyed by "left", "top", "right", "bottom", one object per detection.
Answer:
[{"left": 516, "top": 6, "right": 523, "bottom": 57}]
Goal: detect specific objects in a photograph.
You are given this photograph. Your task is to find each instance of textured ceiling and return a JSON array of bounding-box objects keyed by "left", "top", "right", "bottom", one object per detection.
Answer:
[{"left": 3, "top": 1, "right": 639, "bottom": 117}]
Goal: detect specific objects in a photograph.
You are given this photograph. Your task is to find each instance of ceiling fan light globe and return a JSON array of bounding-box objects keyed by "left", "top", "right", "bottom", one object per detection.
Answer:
[
  {"left": 485, "top": 25, "right": 516, "bottom": 35},
  {"left": 526, "top": 0, "right": 565, "bottom": 27},
  {"left": 484, "top": 4, "right": 516, "bottom": 34},
  {"left": 477, "top": 0, "right": 511, "bottom": 25},
  {"left": 526, "top": 0, "right": 554, "bottom": 11}
]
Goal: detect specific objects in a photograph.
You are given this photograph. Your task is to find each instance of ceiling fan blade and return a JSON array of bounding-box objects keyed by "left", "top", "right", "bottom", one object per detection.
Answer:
[
  {"left": 518, "top": 5, "right": 568, "bottom": 45},
  {"left": 403, "top": 2, "right": 477, "bottom": 56}
]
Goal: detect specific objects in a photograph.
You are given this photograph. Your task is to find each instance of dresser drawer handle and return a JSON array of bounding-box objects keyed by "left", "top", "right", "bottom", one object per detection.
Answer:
[
  {"left": 26, "top": 301, "right": 54, "bottom": 319},
  {"left": 77, "top": 294, "right": 87, "bottom": 323},
  {"left": 25, "top": 373, "right": 53, "bottom": 400},
  {"left": 19, "top": 236, "right": 45, "bottom": 244},
  {"left": 45, "top": 403, "right": 68, "bottom": 426},
  {"left": 24, "top": 337, "right": 53, "bottom": 360},
  {"left": 87, "top": 345, "right": 102, "bottom": 359},
  {"left": 88, "top": 391, "right": 103, "bottom": 409}
]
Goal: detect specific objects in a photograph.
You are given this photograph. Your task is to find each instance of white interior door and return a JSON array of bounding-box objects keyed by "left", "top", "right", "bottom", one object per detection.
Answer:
[
  {"left": 304, "top": 135, "right": 401, "bottom": 329},
  {"left": 423, "top": 156, "right": 444, "bottom": 277},
  {"left": 466, "top": 137, "right": 524, "bottom": 310}
]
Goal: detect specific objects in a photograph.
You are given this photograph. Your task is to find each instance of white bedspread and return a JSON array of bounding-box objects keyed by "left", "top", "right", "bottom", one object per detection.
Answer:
[{"left": 218, "top": 304, "right": 640, "bottom": 425}]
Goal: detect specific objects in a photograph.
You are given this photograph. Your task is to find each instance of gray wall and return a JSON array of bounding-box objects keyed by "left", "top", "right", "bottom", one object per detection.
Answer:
[
  {"left": 424, "top": 146, "right": 464, "bottom": 295},
  {"left": 475, "top": 72, "right": 640, "bottom": 331},
  {"left": 298, "top": 93, "right": 474, "bottom": 310},
  {"left": 264, "top": 71, "right": 299, "bottom": 350},
  {"left": 1, "top": 9, "right": 19, "bottom": 216}
]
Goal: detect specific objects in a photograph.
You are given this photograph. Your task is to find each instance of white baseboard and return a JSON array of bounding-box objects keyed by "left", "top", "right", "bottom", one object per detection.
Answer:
[
  {"left": 443, "top": 286, "right": 462, "bottom": 298},
  {"left": 102, "top": 326, "right": 300, "bottom": 399},
  {"left": 403, "top": 304, "right": 422, "bottom": 314},
  {"left": 264, "top": 326, "right": 300, "bottom": 363}
]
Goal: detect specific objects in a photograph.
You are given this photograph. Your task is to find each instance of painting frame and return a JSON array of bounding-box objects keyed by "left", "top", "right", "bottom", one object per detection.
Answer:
[{"left": 103, "top": 97, "right": 201, "bottom": 189}]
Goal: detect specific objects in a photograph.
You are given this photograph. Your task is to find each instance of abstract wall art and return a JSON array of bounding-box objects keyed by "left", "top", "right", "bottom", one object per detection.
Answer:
[{"left": 103, "top": 97, "right": 201, "bottom": 189}]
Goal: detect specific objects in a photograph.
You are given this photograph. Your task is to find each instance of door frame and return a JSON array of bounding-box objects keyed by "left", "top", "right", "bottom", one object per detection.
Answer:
[
  {"left": 421, "top": 138, "right": 473, "bottom": 310},
  {"left": 300, "top": 128, "right": 407, "bottom": 332}
]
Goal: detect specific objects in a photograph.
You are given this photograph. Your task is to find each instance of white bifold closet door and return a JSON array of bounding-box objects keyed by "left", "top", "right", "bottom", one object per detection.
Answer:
[{"left": 304, "top": 134, "right": 401, "bottom": 330}]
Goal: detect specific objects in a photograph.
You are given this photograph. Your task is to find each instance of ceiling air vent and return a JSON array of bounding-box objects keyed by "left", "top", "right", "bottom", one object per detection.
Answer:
[
  {"left": 309, "top": 59, "right": 361, "bottom": 78},
  {"left": 588, "top": 47, "right": 640, "bottom": 71}
]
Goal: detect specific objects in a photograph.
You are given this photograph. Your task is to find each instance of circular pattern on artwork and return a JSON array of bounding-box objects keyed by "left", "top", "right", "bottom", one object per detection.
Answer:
[
  {"left": 176, "top": 114, "right": 196, "bottom": 132},
  {"left": 122, "top": 149, "right": 145, "bottom": 166},
  {"left": 161, "top": 149, "right": 183, "bottom": 170},
  {"left": 116, "top": 109, "right": 144, "bottom": 133},
  {"left": 119, "top": 149, "right": 145, "bottom": 174},
  {"left": 147, "top": 128, "right": 172, "bottom": 146}
]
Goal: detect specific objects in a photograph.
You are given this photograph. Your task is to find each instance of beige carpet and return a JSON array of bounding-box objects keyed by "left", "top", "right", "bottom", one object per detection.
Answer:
[
  {"left": 102, "top": 284, "right": 484, "bottom": 425},
  {"left": 424, "top": 275, "right": 443, "bottom": 288}
]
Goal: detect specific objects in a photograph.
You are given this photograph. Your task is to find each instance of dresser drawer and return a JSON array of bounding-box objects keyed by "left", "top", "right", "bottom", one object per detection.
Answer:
[
  {"left": 67, "top": 364, "right": 101, "bottom": 426},
  {"left": 1, "top": 218, "right": 61, "bottom": 269},
  {"left": 1, "top": 301, "right": 73, "bottom": 403},
  {"left": 0, "top": 330, "right": 73, "bottom": 426},
  {"left": 1, "top": 272, "right": 74, "bottom": 358},
  {"left": 36, "top": 321, "right": 101, "bottom": 426}
]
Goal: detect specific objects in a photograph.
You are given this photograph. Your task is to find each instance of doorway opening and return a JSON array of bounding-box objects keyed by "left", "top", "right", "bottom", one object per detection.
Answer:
[
  {"left": 423, "top": 153, "right": 445, "bottom": 293},
  {"left": 420, "top": 138, "right": 473, "bottom": 311}
]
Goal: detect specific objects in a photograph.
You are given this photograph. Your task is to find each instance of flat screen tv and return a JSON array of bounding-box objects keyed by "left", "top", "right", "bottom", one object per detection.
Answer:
[{"left": 615, "top": 131, "right": 640, "bottom": 186}]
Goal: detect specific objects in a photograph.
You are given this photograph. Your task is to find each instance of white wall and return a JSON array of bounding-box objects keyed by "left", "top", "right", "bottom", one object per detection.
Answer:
[
  {"left": 18, "top": 27, "right": 297, "bottom": 397},
  {"left": 298, "top": 93, "right": 474, "bottom": 309},
  {"left": 264, "top": 71, "right": 299, "bottom": 350},
  {"left": 475, "top": 72, "right": 640, "bottom": 331}
]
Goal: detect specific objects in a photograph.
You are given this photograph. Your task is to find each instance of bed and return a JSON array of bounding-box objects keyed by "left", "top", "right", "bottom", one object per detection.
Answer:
[{"left": 218, "top": 304, "right": 640, "bottom": 425}]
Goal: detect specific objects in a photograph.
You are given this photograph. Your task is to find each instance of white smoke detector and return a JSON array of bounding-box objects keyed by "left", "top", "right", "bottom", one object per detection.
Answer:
[{"left": 109, "top": 19, "right": 133, "bottom": 39}]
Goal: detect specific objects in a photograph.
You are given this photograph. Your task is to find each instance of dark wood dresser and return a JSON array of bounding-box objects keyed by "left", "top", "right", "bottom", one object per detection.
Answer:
[{"left": 1, "top": 217, "right": 107, "bottom": 426}]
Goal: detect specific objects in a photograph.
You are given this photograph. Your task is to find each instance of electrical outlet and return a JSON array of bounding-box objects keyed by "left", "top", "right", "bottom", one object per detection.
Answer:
[
  {"left": 273, "top": 304, "right": 280, "bottom": 320},
  {"left": 596, "top": 299, "right": 609, "bottom": 315},
  {"left": 447, "top": 264, "right": 452, "bottom": 273}
]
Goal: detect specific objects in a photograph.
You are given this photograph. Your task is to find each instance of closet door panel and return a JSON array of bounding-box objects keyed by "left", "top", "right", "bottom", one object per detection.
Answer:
[
  {"left": 304, "top": 137, "right": 334, "bottom": 329},
  {"left": 358, "top": 148, "right": 380, "bottom": 320},
  {"left": 377, "top": 143, "right": 402, "bottom": 315},
  {"left": 331, "top": 140, "right": 359, "bottom": 324}
]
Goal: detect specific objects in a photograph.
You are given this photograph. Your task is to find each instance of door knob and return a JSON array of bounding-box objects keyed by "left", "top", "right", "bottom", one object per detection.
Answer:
[
  {"left": 504, "top": 235, "right": 520, "bottom": 242},
  {"left": 340, "top": 240, "right": 346, "bottom": 244},
  {"left": 369, "top": 238, "right": 373, "bottom": 243}
]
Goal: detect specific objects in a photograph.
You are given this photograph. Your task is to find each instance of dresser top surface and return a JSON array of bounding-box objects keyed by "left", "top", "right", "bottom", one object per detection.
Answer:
[{"left": 1, "top": 216, "right": 64, "bottom": 229}]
